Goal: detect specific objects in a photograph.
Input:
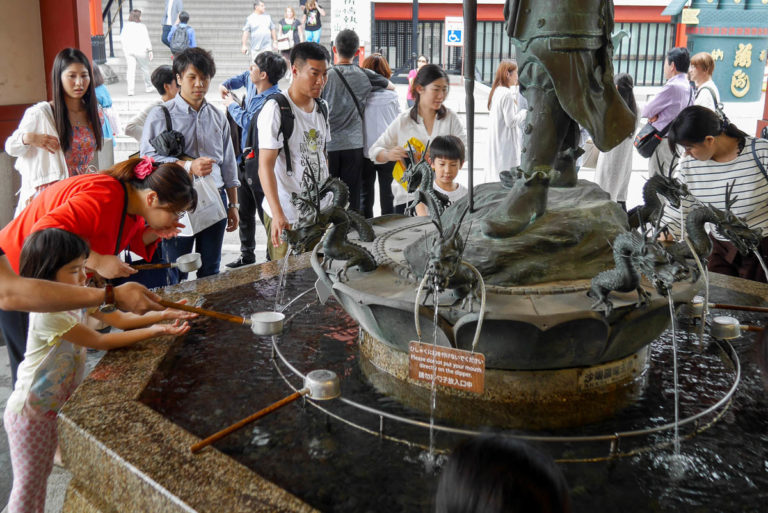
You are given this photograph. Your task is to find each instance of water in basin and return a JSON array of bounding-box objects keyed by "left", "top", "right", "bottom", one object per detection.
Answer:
[{"left": 140, "top": 268, "right": 768, "bottom": 512}]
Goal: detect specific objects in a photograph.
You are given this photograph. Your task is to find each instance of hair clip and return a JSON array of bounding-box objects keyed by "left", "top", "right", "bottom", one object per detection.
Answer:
[{"left": 134, "top": 156, "right": 156, "bottom": 179}]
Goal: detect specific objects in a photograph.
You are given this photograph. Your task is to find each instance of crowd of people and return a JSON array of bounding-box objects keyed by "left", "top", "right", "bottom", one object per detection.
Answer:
[{"left": 3, "top": 3, "right": 768, "bottom": 508}]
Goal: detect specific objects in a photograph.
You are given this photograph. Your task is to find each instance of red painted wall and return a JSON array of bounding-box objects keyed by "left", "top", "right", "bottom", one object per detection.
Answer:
[
  {"left": 40, "top": 0, "right": 92, "bottom": 97},
  {"left": 373, "top": 3, "right": 672, "bottom": 23},
  {"left": 1, "top": 0, "right": 91, "bottom": 142}
]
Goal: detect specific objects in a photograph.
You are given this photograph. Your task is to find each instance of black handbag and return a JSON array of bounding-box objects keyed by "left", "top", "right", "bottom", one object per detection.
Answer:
[
  {"left": 634, "top": 122, "right": 668, "bottom": 159},
  {"left": 149, "top": 105, "right": 186, "bottom": 158}
]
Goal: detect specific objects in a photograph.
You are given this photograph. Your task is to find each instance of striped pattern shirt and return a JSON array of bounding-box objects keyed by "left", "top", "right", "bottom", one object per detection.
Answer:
[{"left": 661, "top": 136, "right": 768, "bottom": 241}]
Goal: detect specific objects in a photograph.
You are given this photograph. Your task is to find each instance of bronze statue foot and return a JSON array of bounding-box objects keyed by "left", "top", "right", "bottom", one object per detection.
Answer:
[{"left": 480, "top": 170, "right": 550, "bottom": 238}]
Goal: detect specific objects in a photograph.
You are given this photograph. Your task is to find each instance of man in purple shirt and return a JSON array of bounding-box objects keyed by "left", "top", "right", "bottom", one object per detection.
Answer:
[{"left": 641, "top": 47, "right": 694, "bottom": 175}]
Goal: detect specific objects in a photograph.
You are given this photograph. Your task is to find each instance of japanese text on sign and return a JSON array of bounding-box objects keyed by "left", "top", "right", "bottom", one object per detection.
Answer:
[{"left": 408, "top": 341, "right": 485, "bottom": 394}]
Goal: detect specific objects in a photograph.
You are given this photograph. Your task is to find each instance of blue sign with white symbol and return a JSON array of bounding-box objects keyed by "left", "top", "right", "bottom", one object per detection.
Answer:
[
  {"left": 444, "top": 16, "right": 464, "bottom": 47},
  {"left": 446, "top": 29, "right": 463, "bottom": 45}
]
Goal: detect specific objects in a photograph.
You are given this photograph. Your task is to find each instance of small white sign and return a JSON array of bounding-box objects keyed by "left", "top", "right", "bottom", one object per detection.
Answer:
[{"left": 445, "top": 16, "right": 464, "bottom": 47}]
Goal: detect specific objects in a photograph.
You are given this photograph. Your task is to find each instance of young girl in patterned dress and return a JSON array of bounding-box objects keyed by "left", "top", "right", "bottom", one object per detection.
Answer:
[{"left": 3, "top": 229, "right": 195, "bottom": 513}]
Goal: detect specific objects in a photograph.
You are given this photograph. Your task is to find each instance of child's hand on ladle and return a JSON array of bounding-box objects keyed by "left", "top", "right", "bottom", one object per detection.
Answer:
[{"left": 161, "top": 299, "right": 199, "bottom": 321}]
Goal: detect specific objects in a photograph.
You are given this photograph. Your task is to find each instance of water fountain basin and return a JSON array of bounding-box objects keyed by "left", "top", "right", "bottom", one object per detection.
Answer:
[{"left": 312, "top": 214, "right": 701, "bottom": 372}]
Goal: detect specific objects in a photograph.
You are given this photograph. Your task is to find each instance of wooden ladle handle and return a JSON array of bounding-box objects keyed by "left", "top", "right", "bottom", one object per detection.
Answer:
[
  {"left": 190, "top": 389, "right": 308, "bottom": 453},
  {"left": 132, "top": 262, "right": 173, "bottom": 270},
  {"left": 158, "top": 299, "right": 248, "bottom": 325}
]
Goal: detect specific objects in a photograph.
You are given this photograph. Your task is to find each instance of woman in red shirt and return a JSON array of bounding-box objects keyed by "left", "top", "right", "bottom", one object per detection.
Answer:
[{"left": 0, "top": 156, "right": 196, "bottom": 385}]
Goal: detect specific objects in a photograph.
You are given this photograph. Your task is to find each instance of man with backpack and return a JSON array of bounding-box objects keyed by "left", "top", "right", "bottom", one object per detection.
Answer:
[
  {"left": 257, "top": 42, "right": 331, "bottom": 260},
  {"left": 321, "top": 29, "right": 394, "bottom": 213},
  {"left": 168, "top": 11, "right": 197, "bottom": 57},
  {"left": 220, "top": 52, "right": 286, "bottom": 267}
]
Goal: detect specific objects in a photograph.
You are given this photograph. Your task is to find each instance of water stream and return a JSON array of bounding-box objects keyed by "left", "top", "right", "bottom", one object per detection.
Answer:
[
  {"left": 667, "top": 293, "right": 680, "bottom": 455},
  {"left": 754, "top": 250, "right": 768, "bottom": 280},
  {"left": 274, "top": 246, "right": 292, "bottom": 311}
]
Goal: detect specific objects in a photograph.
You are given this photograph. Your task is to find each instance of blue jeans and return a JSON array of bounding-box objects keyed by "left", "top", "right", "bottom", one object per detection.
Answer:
[
  {"left": 163, "top": 190, "right": 228, "bottom": 281},
  {"left": 305, "top": 29, "right": 321, "bottom": 43}
]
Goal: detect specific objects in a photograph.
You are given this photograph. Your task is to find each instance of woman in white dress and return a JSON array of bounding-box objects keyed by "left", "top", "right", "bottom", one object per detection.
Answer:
[
  {"left": 594, "top": 73, "right": 637, "bottom": 208},
  {"left": 485, "top": 60, "right": 527, "bottom": 182}
]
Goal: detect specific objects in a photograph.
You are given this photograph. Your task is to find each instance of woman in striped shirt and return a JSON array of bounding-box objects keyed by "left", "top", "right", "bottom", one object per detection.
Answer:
[{"left": 663, "top": 105, "right": 768, "bottom": 282}]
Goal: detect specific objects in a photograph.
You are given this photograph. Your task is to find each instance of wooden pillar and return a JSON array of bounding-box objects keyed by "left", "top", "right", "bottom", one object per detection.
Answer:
[
  {"left": 90, "top": 0, "right": 104, "bottom": 36},
  {"left": 39, "top": 0, "right": 92, "bottom": 97}
]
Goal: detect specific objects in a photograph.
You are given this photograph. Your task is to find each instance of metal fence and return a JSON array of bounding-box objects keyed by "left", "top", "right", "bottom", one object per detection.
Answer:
[
  {"left": 613, "top": 22, "right": 676, "bottom": 86},
  {"left": 373, "top": 20, "right": 674, "bottom": 86},
  {"left": 373, "top": 20, "right": 462, "bottom": 74}
]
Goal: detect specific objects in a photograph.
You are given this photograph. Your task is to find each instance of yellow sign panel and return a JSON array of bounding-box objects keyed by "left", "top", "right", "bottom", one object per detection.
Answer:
[{"left": 681, "top": 8, "right": 700, "bottom": 24}]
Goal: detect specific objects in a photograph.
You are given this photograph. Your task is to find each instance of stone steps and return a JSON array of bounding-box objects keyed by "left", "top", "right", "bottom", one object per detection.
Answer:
[{"left": 102, "top": 0, "right": 331, "bottom": 81}]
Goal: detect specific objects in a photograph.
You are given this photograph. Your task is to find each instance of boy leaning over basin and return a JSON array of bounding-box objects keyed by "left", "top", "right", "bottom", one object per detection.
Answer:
[{"left": 257, "top": 42, "right": 331, "bottom": 261}]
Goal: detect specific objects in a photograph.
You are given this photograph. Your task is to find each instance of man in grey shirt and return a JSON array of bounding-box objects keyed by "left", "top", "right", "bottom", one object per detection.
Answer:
[
  {"left": 241, "top": 1, "right": 277, "bottom": 58},
  {"left": 321, "top": 29, "right": 394, "bottom": 213}
]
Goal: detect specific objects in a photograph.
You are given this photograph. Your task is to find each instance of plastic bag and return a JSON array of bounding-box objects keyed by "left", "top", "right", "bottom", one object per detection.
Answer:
[{"left": 179, "top": 174, "right": 226, "bottom": 235}]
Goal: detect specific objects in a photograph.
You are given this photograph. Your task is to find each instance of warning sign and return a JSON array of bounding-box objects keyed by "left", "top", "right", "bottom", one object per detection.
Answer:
[{"left": 409, "top": 341, "right": 485, "bottom": 394}]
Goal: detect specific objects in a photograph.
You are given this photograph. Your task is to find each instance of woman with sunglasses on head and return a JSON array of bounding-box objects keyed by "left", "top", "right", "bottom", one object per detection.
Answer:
[
  {"left": 5, "top": 48, "right": 104, "bottom": 216},
  {"left": 661, "top": 105, "right": 768, "bottom": 282},
  {"left": 407, "top": 55, "right": 428, "bottom": 108},
  {"left": 0, "top": 157, "right": 196, "bottom": 386}
]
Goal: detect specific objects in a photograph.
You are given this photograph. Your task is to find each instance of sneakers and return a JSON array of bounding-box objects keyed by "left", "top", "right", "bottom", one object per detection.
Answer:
[{"left": 226, "top": 256, "right": 256, "bottom": 269}]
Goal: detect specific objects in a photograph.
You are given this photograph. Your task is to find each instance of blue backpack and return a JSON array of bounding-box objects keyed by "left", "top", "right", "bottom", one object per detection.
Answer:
[{"left": 170, "top": 25, "right": 190, "bottom": 55}]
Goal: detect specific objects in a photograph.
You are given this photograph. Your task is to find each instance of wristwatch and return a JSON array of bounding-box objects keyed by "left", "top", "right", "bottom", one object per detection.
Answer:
[
  {"left": 228, "top": 203, "right": 240, "bottom": 210},
  {"left": 99, "top": 284, "right": 117, "bottom": 313}
]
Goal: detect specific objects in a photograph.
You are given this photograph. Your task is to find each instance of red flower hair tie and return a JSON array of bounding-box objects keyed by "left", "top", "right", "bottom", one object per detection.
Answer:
[{"left": 134, "top": 156, "right": 156, "bottom": 179}]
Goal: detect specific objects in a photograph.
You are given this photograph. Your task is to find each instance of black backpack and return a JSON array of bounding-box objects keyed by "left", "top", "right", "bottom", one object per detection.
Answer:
[
  {"left": 170, "top": 25, "right": 190, "bottom": 55},
  {"left": 243, "top": 93, "right": 328, "bottom": 183}
]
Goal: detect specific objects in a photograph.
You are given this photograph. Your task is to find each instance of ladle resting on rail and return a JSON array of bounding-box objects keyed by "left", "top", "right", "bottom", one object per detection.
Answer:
[
  {"left": 158, "top": 299, "right": 285, "bottom": 336},
  {"left": 190, "top": 369, "right": 340, "bottom": 453}
]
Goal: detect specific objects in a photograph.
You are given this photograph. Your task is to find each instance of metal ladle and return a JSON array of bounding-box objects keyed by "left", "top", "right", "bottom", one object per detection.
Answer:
[
  {"left": 157, "top": 300, "right": 285, "bottom": 336},
  {"left": 710, "top": 315, "right": 764, "bottom": 340},
  {"left": 691, "top": 295, "right": 768, "bottom": 317},
  {"left": 132, "top": 252, "right": 202, "bottom": 272},
  {"left": 190, "top": 369, "right": 340, "bottom": 453}
]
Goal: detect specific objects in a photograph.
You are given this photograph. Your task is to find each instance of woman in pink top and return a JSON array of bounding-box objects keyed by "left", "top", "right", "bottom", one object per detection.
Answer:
[
  {"left": 5, "top": 48, "right": 104, "bottom": 212},
  {"left": 407, "top": 55, "right": 428, "bottom": 107}
]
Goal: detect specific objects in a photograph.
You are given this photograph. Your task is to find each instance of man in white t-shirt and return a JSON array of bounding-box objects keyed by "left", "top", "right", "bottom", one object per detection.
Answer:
[
  {"left": 241, "top": 1, "right": 277, "bottom": 58},
  {"left": 258, "top": 42, "right": 331, "bottom": 260}
]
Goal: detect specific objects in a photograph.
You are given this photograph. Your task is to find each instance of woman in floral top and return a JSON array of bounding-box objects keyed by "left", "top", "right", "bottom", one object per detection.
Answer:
[{"left": 4, "top": 48, "right": 103, "bottom": 210}]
